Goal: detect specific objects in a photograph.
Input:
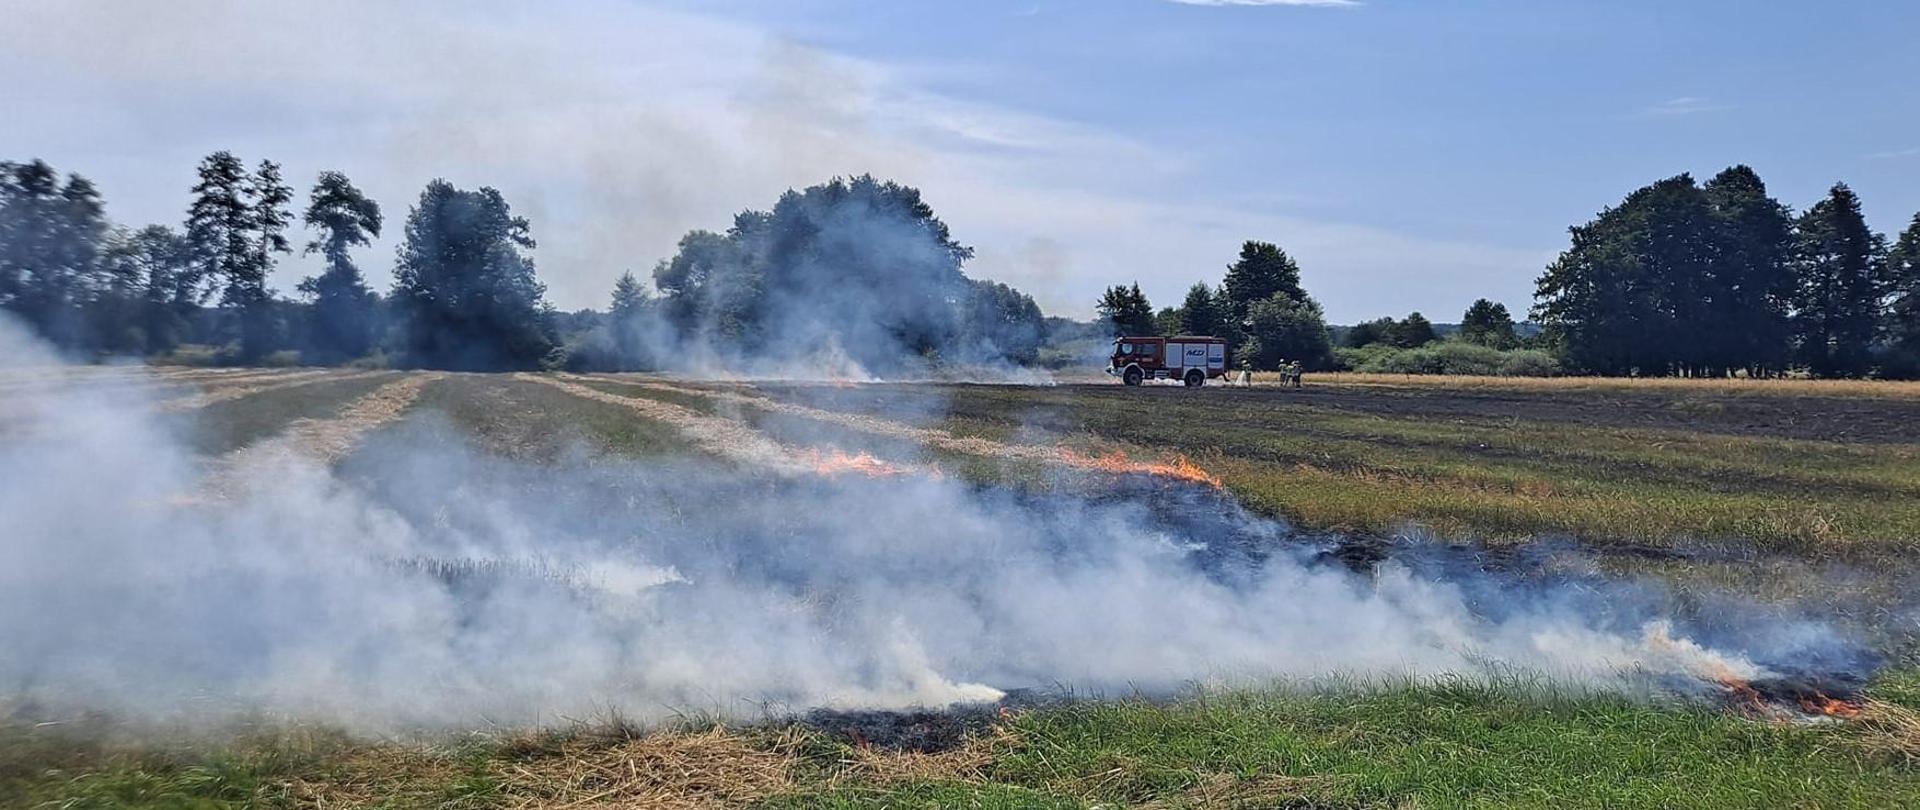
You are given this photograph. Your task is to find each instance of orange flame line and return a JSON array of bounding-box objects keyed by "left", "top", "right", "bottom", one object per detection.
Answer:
[{"left": 1056, "top": 447, "right": 1224, "bottom": 488}]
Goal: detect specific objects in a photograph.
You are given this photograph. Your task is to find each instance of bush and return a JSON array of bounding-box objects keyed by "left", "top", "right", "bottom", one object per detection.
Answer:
[
  {"left": 1335, "top": 340, "right": 1560, "bottom": 376},
  {"left": 1497, "top": 349, "right": 1562, "bottom": 377},
  {"left": 260, "top": 349, "right": 303, "bottom": 368}
]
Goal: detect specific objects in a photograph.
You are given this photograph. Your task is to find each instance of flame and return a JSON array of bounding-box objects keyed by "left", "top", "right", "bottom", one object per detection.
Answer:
[
  {"left": 1798, "top": 694, "right": 1864, "bottom": 719},
  {"left": 1706, "top": 662, "right": 1864, "bottom": 720},
  {"left": 803, "top": 448, "right": 910, "bottom": 478},
  {"left": 1057, "top": 447, "right": 1224, "bottom": 488}
]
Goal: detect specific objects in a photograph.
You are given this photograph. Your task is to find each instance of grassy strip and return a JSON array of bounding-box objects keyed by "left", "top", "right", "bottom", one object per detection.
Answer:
[
  {"left": 402, "top": 374, "right": 703, "bottom": 462},
  {"left": 9, "top": 679, "right": 1919, "bottom": 809},
  {"left": 1314, "top": 372, "right": 1920, "bottom": 399},
  {"left": 169, "top": 373, "right": 400, "bottom": 457},
  {"left": 735, "top": 382, "right": 1920, "bottom": 552}
]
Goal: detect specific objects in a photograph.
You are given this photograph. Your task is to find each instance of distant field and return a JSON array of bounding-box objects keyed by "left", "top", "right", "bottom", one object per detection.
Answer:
[
  {"left": 5, "top": 366, "right": 1920, "bottom": 809},
  {"left": 709, "top": 376, "right": 1920, "bottom": 554}
]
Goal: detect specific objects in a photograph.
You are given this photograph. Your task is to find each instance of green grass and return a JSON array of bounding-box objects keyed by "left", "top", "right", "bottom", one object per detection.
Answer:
[
  {"left": 9, "top": 680, "right": 1917, "bottom": 809},
  {"left": 396, "top": 374, "right": 703, "bottom": 462},
  {"left": 721, "top": 380, "right": 1920, "bottom": 553}
]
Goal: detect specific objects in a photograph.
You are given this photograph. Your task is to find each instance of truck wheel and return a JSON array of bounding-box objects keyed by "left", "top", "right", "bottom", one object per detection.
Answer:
[
  {"left": 1123, "top": 367, "right": 1143, "bottom": 386},
  {"left": 1184, "top": 369, "right": 1205, "bottom": 388}
]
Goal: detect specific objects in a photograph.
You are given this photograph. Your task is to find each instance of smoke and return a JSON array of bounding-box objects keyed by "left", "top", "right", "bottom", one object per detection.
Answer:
[{"left": 0, "top": 320, "right": 1874, "bottom": 734}]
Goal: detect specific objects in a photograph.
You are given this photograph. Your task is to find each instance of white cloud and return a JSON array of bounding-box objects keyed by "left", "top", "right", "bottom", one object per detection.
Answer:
[
  {"left": 1867, "top": 146, "right": 1920, "bottom": 160},
  {"left": 1636, "top": 96, "right": 1731, "bottom": 117},
  {"left": 0, "top": 0, "right": 1525, "bottom": 322}
]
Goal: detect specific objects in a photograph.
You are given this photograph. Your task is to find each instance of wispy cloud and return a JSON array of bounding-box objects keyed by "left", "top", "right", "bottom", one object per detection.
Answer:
[
  {"left": 1867, "top": 146, "right": 1920, "bottom": 160},
  {"left": 1636, "top": 96, "right": 1731, "bottom": 117},
  {"left": 1164, "top": 0, "right": 1359, "bottom": 7}
]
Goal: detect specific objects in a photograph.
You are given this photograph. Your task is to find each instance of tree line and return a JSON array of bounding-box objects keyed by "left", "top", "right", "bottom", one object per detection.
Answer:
[
  {"left": 1098, "top": 240, "right": 1337, "bottom": 370},
  {"left": 1099, "top": 165, "right": 1920, "bottom": 378},
  {"left": 0, "top": 155, "right": 559, "bottom": 370},
  {"left": 1, "top": 159, "right": 1051, "bottom": 374},
  {"left": 1534, "top": 166, "right": 1920, "bottom": 378}
]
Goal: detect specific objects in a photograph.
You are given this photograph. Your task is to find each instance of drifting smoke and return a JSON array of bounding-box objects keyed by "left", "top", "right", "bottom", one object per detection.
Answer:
[
  {"left": 0, "top": 319, "right": 1876, "bottom": 733},
  {"left": 627, "top": 175, "right": 1053, "bottom": 382}
]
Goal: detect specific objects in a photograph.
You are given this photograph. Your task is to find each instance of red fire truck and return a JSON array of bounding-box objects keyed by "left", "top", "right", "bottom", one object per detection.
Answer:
[{"left": 1107, "top": 336, "right": 1228, "bottom": 387}]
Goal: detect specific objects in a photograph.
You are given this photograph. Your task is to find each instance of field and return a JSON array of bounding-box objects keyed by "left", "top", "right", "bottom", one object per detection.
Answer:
[{"left": 4, "top": 367, "right": 1920, "bottom": 808}]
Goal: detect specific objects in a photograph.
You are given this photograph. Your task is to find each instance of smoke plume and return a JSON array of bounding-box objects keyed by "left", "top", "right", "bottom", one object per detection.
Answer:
[{"left": 0, "top": 319, "right": 1873, "bottom": 733}]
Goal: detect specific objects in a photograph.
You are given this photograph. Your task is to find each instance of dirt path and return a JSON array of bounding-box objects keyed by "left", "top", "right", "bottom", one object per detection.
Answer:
[{"left": 520, "top": 374, "right": 939, "bottom": 477}]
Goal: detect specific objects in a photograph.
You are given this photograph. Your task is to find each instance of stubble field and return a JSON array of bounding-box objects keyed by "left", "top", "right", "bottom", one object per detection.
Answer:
[{"left": 4, "top": 366, "right": 1920, "bottom": 808}]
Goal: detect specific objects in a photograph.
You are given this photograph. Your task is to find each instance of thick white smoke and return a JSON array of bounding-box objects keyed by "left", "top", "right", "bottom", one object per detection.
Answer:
[{"left": 0, "top": 319, "right": 1864, "bottom": 733}]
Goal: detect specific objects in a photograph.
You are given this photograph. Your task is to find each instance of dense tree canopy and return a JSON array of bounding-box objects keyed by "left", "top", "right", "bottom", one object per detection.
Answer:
[
  {"left": 1097, "top": 282, "right": 1155, "bottom": 337},
  {"left": 390, "top": 180, "right": 554, "bottom": 370},
  {"left": 1222, "top": 240, "right": 1305, "bottom": 321},
  {"left": 1243, "top": 292, "right": 1335, "bottom": 370},
  {"left": 654, "top": 175, "right": 1043, "bottom": 372},
  {"left": 1791, "top": 184, "right": 1885, "bottom": 378},
  {"left": 1458, "top": 299, "right": 1518, "bottom": 349}
]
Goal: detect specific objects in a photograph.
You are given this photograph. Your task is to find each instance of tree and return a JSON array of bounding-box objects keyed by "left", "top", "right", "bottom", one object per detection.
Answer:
[
  {"left": 297, "top": 171, "right": 383, "bottom": 362},
  {"left": 960, "top": 279, "right": 1045, "bottom": 364},
  {"left": 652, "top": 176, "right": 1023, "bottom": 372},
  {"left": 1344, "top": 316, "right": 1397, "bottom": 348},
  {"left": 1458, "top": 299, "right": 1518, "bottom": 349},
  {"left": 1242, "top": 292, "right": 1334, "bottom": 370},
  {"left": 1704, "top": 166, "right": 1795, "bottom": 376},
  {"left": 235, "top": 160, "right": 293, "bottom": 360},
  {"left": 390, "top": 180, "right": 554, "bottom": 370},
  {"left": 1391, "top": 311, "right": 1438, "bottom": 348},
  {"left": 1535, "top": 174, "right": 1719, "bottom": 376},
  {"left": 1154, "top": 306, "right": 1182, "bottom": 337},
  {"left": 596, "top": 269, "right": 657, "bottom": 371},
  {"left": 1222, "top": 240, "right": 1305, "bottom": 321},
  {"left": 1887, "top": 213, "right": 1920, "bottom": 373},
  {"left": 0, "top": 160, "right": 110, "bottom": 345},
  {"left": 1177, "top": 282, "right": 1225, "bottom": 337},
  {"left": 1096, "top": 282, "right": 1154, "bottom": 336},
  {"left": 1791, "top": 183, "right": 1885, "bottom": 378},
  {"left": 112, "top": 225, "right": 195, "bottom": 353},
  {"left": 185, "top": 152, "right": 253, "bottom": 347}
]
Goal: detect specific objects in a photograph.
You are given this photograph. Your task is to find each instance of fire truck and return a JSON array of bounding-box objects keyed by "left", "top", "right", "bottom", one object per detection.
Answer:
[{"left": 1107, "top": 336, "right": 1228, "bottom": 387}]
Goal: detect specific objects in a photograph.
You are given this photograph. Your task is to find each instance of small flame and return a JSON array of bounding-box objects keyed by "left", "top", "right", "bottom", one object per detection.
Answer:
[
  {"left": 1798, "top": 694, "right": 1864, "bottom": 719},
  {"left": 804, "top": 448, "right": 910, "bottom": 478},
  {"left": 1057, "top": 447, "right": 1224, "bottom": 488}
]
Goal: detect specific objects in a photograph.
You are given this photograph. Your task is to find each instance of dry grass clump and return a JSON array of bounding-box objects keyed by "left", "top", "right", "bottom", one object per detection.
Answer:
[
  {"left": 1849, "top": 699, "right": 1920, "bottom": 763},
  {"left": 493, "top": 727, "right": 804, "bottom": 809}
]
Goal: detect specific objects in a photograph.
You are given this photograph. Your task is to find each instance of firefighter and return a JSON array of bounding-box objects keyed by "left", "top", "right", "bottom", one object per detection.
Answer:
[
  {"left": 1288, "top": 359, "right": 1305, "bottom": 387},
  {"left": 1236, "top": 355, "right": 1253, "bottom": 387}
]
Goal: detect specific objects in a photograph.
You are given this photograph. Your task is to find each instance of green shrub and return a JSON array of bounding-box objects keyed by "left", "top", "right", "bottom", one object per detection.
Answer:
[{"left": 1336, "top": 340, "right": 1560, "bottom": 376}]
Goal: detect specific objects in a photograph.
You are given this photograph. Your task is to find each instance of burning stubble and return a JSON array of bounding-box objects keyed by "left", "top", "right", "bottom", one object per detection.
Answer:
[{"left": 0, "top": 332, "right": 1882, "bottom": 733}]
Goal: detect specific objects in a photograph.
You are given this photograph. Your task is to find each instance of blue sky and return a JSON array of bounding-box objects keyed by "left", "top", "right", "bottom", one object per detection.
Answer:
[{"left": 4, "top": 0, "right": 1916, "bottom": 322}]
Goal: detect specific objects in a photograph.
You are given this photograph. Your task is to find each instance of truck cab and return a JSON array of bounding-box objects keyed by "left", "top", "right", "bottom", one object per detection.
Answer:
[{"left": 1107, "top": 336, "right": 1228, "bottom": 387}]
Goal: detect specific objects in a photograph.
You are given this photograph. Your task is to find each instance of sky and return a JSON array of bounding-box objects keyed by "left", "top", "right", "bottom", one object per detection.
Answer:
[{"left": 3, "top": 0, "right": 1916, "bottom": 323}]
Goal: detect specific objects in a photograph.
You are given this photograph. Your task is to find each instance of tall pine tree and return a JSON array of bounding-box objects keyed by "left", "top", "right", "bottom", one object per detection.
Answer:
[
  {"left": 1791, "top": 183, "right": 1885, "bottom": 378},
  {"left": 1880, "top": 213, "right": 1920, "bottom": 374},
  {"left": 297, "top": 171, "right": 382, "bottom": 362}
]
